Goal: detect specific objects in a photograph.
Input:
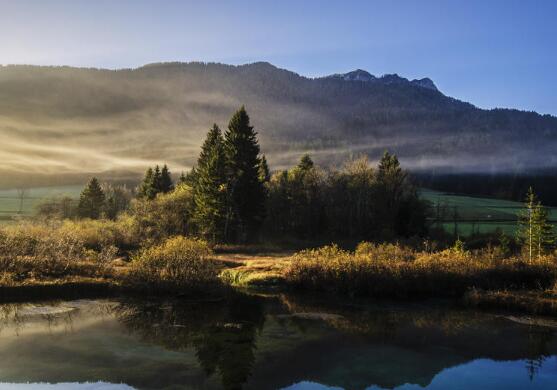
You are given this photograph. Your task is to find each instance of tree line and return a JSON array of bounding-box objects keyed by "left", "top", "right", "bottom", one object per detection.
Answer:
[
  {"left": 73, "top": 107, "right": 557, "bottom": 248},
  {"left": 72, "top": 107, "right": 433, "bottom": 243}
]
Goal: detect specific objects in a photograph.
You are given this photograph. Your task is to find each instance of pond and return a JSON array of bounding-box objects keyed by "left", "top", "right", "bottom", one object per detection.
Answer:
[{"left": 0, "top": 293, "right": 556, "bottom": 389}]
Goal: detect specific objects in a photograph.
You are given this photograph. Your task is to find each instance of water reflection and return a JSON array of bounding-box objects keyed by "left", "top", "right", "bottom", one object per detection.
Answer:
[
  {"left": 115, "top": 293, "right": 266, "bottom": 389},
  {"left": 0, "top": 293, "right": 555, "bottom": 389}
]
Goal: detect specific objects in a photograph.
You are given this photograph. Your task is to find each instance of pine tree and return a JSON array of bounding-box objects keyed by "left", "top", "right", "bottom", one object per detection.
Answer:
[
  {"left": 160, "top": 164, "right": 174, "bottom": 193},
  {"left": 138, "top": 167, "right": 157, "bottom": 200},
  {"left": 532, "top": 198, "right": 555, "bottom": 256},
  {"left": 377, "top": 151, "right": 407, "bottom": 237},
  {"left": 259, "top": 154, "right": 271, "bottom": 183},
  {"left": 78, "top": 177, "right": 105, "bottom": 219},
  {"left": 193, "top": 124, "right": 228, "bottom": 241},
  {"left": 517, "top": 187, "right": 554, "bottom": 261},
  {"left": 518, "top": 187, "right": 536, "bottom": 262},
  {"left": 298, "top": 154, "right": 314, "bottom": 171},
  {"left": 179, "top": 171, "right": 187, "bottom": 184},
  {"left": 153, "top": 165, "right": 162, "bottom": 194},
  {"left": 223, "top": 107, "right": 266, "bottom": 241}
]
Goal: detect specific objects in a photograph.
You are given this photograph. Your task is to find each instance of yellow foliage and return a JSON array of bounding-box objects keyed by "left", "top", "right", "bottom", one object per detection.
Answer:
[{"left": 129, "top": 236, "right": 219, "bottom": 291}]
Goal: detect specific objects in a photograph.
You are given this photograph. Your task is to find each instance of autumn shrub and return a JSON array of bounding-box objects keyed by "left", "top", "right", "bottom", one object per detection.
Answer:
[
  {"left": 284, "top": 243, "right": 557, "bottom": 298},
  {"left": 355, "top": 242, "right": 416, "bottom": 262},
  {"left": 126, "top": 184, "right": 195, "bottom": 246},
  {"left": 0, "top": 222, "right": 122, "bottom": 284},
  {"left": 128, "top": 236, "right": 220, "bottom": 291},
  {"left": 0, "top": 224, "right": 86, "bottom": 283},
  {"left": 58, "top": 218, "right": 137, "bottom": 252}
]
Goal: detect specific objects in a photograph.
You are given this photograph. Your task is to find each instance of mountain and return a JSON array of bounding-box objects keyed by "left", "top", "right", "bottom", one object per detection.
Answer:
[
  {"left": 0, "top": 61, "right": 556, "bottom": 187},
  {"left": 325, "top": 70, "right": 438, "bottom": 91}
]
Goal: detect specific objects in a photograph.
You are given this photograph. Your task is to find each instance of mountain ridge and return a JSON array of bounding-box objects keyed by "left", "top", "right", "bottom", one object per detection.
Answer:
[{"left": 0, "top": 61, "right": 556, "bottom": 187}]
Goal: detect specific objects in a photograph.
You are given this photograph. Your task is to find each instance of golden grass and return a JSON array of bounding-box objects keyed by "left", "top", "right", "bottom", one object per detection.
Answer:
[
  {"left": 128, "top": 236, "right": 221, "bottom": 292},
  {"left": 284, "top": 243, "right": 557, "bottom": 298}
]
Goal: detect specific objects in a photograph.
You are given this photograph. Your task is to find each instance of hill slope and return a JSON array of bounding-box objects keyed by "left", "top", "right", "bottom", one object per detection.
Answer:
[{"left": 1, "top": 61, "right": 556, "bottom": 186}]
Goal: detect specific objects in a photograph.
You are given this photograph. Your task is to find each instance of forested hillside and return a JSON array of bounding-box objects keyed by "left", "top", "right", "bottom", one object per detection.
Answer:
[{"left": 1, "top": 61, "right": 556, "bottom": 187}]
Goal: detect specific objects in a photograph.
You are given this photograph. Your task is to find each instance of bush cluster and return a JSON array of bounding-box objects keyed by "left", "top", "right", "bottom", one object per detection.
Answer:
[
  {"left": 128, "top": 236, "right": 219, "bottom": 292},
  {"left": 0, "top": 223, "right": 102, "bottom": 283},
  {"left": 285, "top": 243, "right": 557, "bottom": 298}
]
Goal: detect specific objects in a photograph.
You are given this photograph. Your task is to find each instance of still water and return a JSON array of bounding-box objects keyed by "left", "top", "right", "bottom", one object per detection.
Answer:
[{"left": 0, "top": 293, "right": 556, "bottom": 390}]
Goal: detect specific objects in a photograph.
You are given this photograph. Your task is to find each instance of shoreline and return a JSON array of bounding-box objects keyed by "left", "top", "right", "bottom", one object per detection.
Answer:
[{"left": 2, "top": 274, "right": 557, "bottom": 319}]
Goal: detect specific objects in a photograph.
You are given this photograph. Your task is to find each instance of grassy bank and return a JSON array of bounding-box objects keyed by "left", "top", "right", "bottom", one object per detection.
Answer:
[
  {"left": 0, "top": 221, "right": 225, "bottom": 298},
  {"left": 2, "top": 219, "right": 557, "bottom": 317},
  {"left": 463, "top": 287, "right": 557, "bottom": 316},
  {"left": 284, "top": 243, "right": 557, "bottom": 298}
]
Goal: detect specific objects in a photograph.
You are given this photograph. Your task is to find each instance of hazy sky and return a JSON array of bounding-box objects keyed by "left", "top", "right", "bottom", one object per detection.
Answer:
[{"left": 1, "top": 0, "right": 556, "bottom": 115}]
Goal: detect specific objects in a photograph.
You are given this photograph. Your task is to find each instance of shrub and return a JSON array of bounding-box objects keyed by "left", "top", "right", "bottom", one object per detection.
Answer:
[
  {"left": 284, "top": 243, "right": 557, "bottom": 298},
  {"left": 0, "top": 222, "right": 121, "bottom": 284},
  {"left": 127, "top": 184, "right": 195, "bottom": 245},
  {"left": 58, "top": 218, "right": 137, "bottom": 252},
  {"left": 129, "top": 236, "right": 219, "bottom": 292},
  {"left": 355, "top": 242, "right": 416, "bottom": 262},
  {"left": 0, "top": 223, "right": 87, "bottom": 283}
]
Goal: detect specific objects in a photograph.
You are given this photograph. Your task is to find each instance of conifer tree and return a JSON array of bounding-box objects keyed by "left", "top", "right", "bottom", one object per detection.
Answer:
[
  {"left": 259, "top": 154, "right": 271, "bottom": 183},
  {"left": 179, "top": 171, "right": 187, "bottom": 184},
  {"left": 160, "top": 164, "right": 174, "bottom": 193},
  {"left": 377, "top": 151, "right": 405, "bottom": 217},
  {"left": 518, "top": 187, "right": 537, "bottom": 262},
  {"left": 298, "top": 154, "right": 314, "bottom": 171},
  {"left": 193, "top": 124, "right": 228, "bottom": 241},
  {"left": 184, "top": 167, "right": 198, "bottom": 186},
  {"left": 534, "top": 202, "right": 555, "bottom": 255},
  {"left": 78, "top": 177, "right": 105, "bottom": 219},
  {"left": 223, "top": 107, "right": 266, "bottom": 241},
  {"left": 518, "top": 187, "right": 556, "bottom": 260},
  {"left": 153, "top": 165, "right": 163, "bottom": 194},
  {"left": 138, "top": 167, "right": 157, "bottom": 200}
]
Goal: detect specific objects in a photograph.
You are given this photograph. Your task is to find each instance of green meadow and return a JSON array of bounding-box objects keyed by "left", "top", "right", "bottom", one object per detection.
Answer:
[
  {"left": 0, "top": 185, "right": 82, "bottom": 221},
  {"left": 420, "top": 189, "right": 557, "bottom": 237}
]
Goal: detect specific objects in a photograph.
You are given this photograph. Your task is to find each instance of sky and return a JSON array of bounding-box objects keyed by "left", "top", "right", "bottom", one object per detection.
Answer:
[{"left": 1, "top": 0, "right": 556, "bottom": 115}]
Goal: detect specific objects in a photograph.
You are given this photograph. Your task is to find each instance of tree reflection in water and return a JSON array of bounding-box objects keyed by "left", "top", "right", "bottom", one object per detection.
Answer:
[
  {"left": 525, "top": 327, "right": 554, "bottom": 381},
  {"left": 0, "top": 294, "right": 555, "bottom": 389},
  {"left": 114, "top": 292, "right": 266, "bottom": 390}
]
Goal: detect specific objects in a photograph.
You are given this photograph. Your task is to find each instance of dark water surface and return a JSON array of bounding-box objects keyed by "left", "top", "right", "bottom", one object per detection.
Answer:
[{"left": 0, "top": 293, "right": 556, "bottom": 390}]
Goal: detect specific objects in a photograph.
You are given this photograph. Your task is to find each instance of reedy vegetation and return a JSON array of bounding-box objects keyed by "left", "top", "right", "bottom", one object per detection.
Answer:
[
  {"left": 285, "top": 243, "right": 557, "bottom": 297},
  {"left": 128, "top": 236, "right": 219, "bottom": 292}
]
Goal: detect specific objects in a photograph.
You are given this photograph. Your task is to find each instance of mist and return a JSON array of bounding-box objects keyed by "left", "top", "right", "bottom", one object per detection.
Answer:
[{"left": 1, "top": 62, "right": 556, "bottom": 188}]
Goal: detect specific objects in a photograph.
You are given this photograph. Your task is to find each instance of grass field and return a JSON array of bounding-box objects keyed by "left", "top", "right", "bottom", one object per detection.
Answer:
[
  {"left": 0, "top": 185, "right": 82, "bottom": 222},
  {"left": 420, "top": 189, "right": 557, "bottom": 237}
]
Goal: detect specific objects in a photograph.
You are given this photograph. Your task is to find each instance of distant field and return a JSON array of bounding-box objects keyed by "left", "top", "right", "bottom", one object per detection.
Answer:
[
  {"left": 0, "top": 185, "right": 555, "bottom": 237},
  {"left": 0, "top": 185, "right": 82, "bottom": 222},
  {"left": 420, "top": 189, "right": 557, "bottom": 237}
]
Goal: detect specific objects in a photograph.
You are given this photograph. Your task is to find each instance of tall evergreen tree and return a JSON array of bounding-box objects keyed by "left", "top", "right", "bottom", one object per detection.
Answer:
[
  {"left": 518, "top": 187, "right": 537, "bottom": 262},
  {"left": 259, "top": 154, "right": 271, "bottom": 183},
  {"left": 160, "top": 164, "right": 174, "bottom": 193},
  {"left": 534, "top": 202, "right": 556, "bottom": 254},
  {"left": 138, "top": 167, "right": 157, "bottom": 200},
  {"left": 376, "top": 151, "right": 421, "bottom": 238},
  {"left": 78, "top": 177, "right": 105, "bottom": 219},
  {"left": 153, "top": 165, "right": 163, "bottom": 193},
  {"left": 223, "top": 107, "right": 266, "bottom": 241},
  {"left": 193, "top": 124, "right": 228, "bottom": 241},
  {"left": 518, "top": 187, "right": 555, "bottom": 261}
]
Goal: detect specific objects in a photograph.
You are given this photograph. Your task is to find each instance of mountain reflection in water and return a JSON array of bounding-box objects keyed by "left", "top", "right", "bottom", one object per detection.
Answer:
[{"left": 0, "top": 293, "right": 555, "bottom": 390}]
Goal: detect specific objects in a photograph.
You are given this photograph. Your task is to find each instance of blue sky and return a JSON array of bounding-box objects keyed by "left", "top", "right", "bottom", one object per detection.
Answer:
[{"left": 1, "top": 0, "right": 556, "bottom": 115}]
